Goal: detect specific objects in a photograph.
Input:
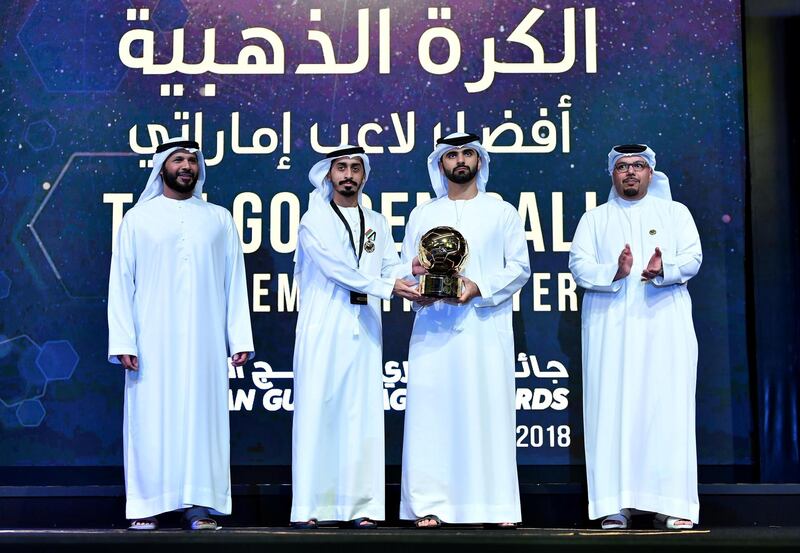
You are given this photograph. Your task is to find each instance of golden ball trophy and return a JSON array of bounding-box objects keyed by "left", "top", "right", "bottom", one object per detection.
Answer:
[{"left": 418, "top": 226, "right": 469, "bottom": 298}]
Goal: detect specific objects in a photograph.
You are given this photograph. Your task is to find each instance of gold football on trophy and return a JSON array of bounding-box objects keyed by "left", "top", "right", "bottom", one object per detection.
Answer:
[{"left": 418, "top": 226, "right": 469, "bottom": 298}]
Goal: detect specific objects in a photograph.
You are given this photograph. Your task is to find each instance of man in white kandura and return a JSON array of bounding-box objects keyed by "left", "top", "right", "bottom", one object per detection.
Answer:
[
  {"left": 569, "top": 144, "right": 702, "bottom": 530},
  {"left": 108, "top": 139, "right": 254, "bottom": 531},
  {"left": 291, "top": 145, "right": 421, "bottom": 529},
  {"left": 400, "top": 132, "right": 531, "bottom": 528}
]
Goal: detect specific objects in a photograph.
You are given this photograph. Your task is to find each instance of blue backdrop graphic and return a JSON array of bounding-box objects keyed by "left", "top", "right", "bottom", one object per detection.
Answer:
[{"left": 0, "top": 0, "right": 750, "bottom": 469}]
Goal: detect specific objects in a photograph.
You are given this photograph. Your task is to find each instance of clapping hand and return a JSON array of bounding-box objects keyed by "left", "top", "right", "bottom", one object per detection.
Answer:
[
  {"left": 614, "top": 244, "right": 633, "bottom": 281},
  {"left": 641, "top": 247, "right": 663, "bottom": 281}
]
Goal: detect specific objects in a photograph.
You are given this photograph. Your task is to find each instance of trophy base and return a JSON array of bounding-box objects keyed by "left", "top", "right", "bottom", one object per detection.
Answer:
[{"left": 419, "top": 274, "right": 462, "bottom": 298}]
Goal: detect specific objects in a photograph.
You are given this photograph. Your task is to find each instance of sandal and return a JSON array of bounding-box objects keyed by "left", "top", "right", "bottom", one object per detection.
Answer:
[
  {"left": 414, "top": 514, "right": 442, "bottom": 529},
  {"left": 291, "top": 518, "right": 319, "bottom": 529},
  {"left": 654, "top": 513, "right": 693, "bottom": 530},
  {"left": 128, "top": 517, "right": 158, "bottom": 531},
  {"left": 182, "top": 507, "right": 218, "bottom": 531},
  {"left": 352, "top": 517, "right": 378, "bottom": 529},
  {"left": 601, "top": 509, "right": 630, "bottom": 530}
]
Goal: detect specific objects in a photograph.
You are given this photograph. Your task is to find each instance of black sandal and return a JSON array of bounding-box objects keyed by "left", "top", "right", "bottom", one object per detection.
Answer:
[
  {"left": 352, "top": 517, "right": 378, "bottom": 529},
  {"left": 182, "top": 507, "right": 217, "bottom": 531},
  {"left": 291, "top": 518, "right": 319, "bottom": 529},
  {"left": 414, "top": 514, "right": 442, "bottom": 529}
]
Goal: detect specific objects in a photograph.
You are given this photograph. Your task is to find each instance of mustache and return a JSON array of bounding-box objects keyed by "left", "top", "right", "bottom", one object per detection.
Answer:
[{"left": 338, "top": 179, "right": 357, "bottom": 186}]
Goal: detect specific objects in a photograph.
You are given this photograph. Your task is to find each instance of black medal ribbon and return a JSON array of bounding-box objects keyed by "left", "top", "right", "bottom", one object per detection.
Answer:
[{"left": 330, "top": 200, "right": 368, "bottom": 305}]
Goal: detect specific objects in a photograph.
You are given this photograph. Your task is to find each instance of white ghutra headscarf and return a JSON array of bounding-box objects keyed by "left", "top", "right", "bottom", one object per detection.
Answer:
[
  {"left": 294, "top": 145, "right": 372, "bottom": 270},
  {"left": 137, "top": 140, "right": 206, "bottom": 205},
  {"left": 607, "top": 144, "right": 670, "bottom": 201},
  {"left": 306, "top": 144, "right": 371, "bottom": 211},
  {"left": 427, "top": 132, "right": 490, "bottom": 198}
]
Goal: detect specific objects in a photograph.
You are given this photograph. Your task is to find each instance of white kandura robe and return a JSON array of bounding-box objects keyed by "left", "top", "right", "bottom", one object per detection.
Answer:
[
  {"left": 108, "top": 195, "right": 254, "bottom": 519},
  {"left": 568, "top": 194, "right": 702, "bottom": 523},
  {"left": 291, "top": 203, "right": 409, "bottom": 522},
  {"left": 399, "top": 193, "right": 531, "bottom": 523}
]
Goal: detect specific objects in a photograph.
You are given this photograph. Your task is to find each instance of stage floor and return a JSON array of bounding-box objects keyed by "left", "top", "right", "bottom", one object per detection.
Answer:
[{"left": 1, "top": 527, "right": 799, "bottom": 552}]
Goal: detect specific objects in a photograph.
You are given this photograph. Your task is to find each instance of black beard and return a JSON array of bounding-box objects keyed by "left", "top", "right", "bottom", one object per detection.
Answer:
[
  {"left": 337, "top": 179, "right": 358, "bottom": 196},
  {"left": 163, "top": 171, "right": 197, "bottom": 194},
  {"left": 445, "top": 165, "right": 477, "bottom": 184},
  {"left": 622, "top": 187, "right": 639, "bottom": 197}
]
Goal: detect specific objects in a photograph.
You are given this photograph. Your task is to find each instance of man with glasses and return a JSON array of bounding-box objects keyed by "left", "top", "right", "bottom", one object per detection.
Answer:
[{"left": 569, "top": 144, "right": 702, "bottom": 530}]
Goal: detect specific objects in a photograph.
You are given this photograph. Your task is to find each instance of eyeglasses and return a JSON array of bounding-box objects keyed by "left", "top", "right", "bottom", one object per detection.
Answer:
[{"left": 614, "top": 161, "right": 649, "bottom": 173}]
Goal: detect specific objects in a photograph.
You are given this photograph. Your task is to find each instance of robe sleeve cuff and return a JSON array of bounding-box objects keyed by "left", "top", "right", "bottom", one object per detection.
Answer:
[
  {"left": 604, "top": 263, "right": 624, "bottom": 290},
  {"left": 470, "top": 275, "right": 492, "bottom": 307},
  {"left": 651, "top": 261, "right": 676, "bottom": 286},
  {"left": 374, "top": 278, "right": 395, "bottom": 301},
  {"left": 587, "top": 263, "right": 624, "bottom": 292},
  {"left": 229, "top": 346, "right": 255, "bottom": 360},
  {"left": 386, "top": 261, "right": 413, "bottom": 281},
  {"left": 108, "top": 345, "right": 138, "bottom": 364}
]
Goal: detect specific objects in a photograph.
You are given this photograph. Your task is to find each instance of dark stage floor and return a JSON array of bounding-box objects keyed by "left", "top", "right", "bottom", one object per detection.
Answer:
[{"left": 1, "top": 527, "right": 800, "bottom": 552}]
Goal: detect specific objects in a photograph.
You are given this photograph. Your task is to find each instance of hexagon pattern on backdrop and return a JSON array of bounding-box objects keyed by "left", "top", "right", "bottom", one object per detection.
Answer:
[
  {"left": 18, "top": 0, "right": 135, "bottom": 92},
  {"left": 23, "top": 119, "right": 56, "bottom": 152},
  {"left": 0, "top": 335, "right": 81, "bottom": 428},
  {"left": 16, "top": 399, "right": 46, "bottom": 427},
  {"left": 0, "top": 336, "right": 45, "bottom": 408},
  {"left": 36, "top": 340, "right": 79, "bottom": 381}
]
